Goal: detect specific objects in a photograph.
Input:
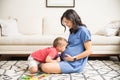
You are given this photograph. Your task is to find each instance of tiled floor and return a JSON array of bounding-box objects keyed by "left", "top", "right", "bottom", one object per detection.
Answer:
[{"left": 0, "top": 57, "right": 120, "bottom": 80}]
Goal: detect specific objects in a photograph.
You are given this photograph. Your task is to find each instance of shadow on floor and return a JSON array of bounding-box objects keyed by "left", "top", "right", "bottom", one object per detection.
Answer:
[
  {"left": 0, "top": 54, "right": 29, "bottom": 61},
  {"left": 0, "top": 54, "right": 119, "bottom": 61}
]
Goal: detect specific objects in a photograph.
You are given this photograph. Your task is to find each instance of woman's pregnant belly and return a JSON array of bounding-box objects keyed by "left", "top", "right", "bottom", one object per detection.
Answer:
[{"left": 62, "top": 45, "right": 85, "bottom": 58}]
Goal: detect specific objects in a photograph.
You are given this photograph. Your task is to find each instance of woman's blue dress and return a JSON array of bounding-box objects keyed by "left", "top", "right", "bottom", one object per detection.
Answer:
[{"left": 58, "top": 26, "right": 91, "bottom": 73}]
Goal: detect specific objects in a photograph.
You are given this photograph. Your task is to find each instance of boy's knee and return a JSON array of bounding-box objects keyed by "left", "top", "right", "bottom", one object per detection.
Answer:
[{"left": 29, "top": 67, "right": 38, "bottom": 73}]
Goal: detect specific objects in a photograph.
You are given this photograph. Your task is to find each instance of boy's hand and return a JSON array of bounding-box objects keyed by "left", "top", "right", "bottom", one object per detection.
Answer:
[
  {"left": 50, "top": 60, "right": 58, "bottom": 63},
  {"left": 56, "top": 57, "right": 61, "bottom": 62},
  {"left": 45, "top": 56, "right": 59, "bottom": 63}
]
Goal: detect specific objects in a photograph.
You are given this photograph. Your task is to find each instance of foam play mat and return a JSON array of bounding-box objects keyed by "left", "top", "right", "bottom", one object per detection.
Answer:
[{"left": 20, "top": 72, "right": 50, "bottom": 80}]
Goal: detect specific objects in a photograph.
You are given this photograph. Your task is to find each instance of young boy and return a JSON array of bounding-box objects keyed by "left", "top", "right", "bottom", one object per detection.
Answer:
[{"left": 28, "top": 37, "right": 68, "bottom": 73}]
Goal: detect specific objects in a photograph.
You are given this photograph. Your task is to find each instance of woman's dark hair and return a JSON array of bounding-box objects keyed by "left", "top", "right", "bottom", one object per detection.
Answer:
[{"left": 61, "top": 9, "right": 86, "bottom": 34}]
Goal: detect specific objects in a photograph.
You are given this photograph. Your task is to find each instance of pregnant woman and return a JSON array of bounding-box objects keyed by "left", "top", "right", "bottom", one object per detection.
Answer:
[{"left": 41, "top": 9, "right": 92, "bottom": 73}]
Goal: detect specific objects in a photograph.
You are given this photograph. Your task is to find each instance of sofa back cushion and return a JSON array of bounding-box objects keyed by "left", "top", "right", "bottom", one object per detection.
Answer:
[
  {"left": 17, "top": 16, "right": 43, "bottom": 35},
  {"left": 95, "top": 20, "right": 120, "bottom": 36},
  {"left": 43, "top": 16, "right": 69, "bottom": 36},
  {"left": 0, "top": 18, "right": 22, "bottom": 36}
]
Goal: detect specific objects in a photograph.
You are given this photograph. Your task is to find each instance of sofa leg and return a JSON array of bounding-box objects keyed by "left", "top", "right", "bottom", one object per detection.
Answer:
[
  {"left": 0, "top": 55, "right": 2, "bottom": 60},
  {"left": 117, "top": 55, "right": 120, "bottom": 61}
]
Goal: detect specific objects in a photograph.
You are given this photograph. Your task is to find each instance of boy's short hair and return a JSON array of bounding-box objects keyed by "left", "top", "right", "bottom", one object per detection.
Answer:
[{"left": 53, "top": 37, "right": 67, "bottom": 47}]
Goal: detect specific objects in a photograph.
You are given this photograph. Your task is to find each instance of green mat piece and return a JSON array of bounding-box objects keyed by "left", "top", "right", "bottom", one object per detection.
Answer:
[{"left": 20, "top": 72, "right": 50, "bottom": 80}]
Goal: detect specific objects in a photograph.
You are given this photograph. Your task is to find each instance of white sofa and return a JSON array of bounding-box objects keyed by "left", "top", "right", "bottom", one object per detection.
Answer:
[{"left": 0, "top": 18, "right": 120, "bottom": 58}]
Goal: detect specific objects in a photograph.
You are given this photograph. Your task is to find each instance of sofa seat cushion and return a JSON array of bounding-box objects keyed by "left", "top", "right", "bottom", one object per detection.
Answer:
[
  {"left": 0, "top": 35, "right": 120, "bottom": 45},
  {"left": 0, "top": 35, "right": 61, "bottom": 45},
  {"left": 92, "top": 35, "right": 120, "bottom": 45}
]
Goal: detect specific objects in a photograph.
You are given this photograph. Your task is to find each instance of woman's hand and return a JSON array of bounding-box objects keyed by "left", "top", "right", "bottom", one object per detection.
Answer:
[{"left": 64, "top": 54, "right": 75, "bottom": 61}]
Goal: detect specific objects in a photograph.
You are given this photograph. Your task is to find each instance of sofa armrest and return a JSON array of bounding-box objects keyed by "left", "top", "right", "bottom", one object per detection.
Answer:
[
  {"left": 0, "top": 24, "right": 2, "bottom": 37},
  {"left": 118, "top": 29, "right": 120, "bottom": 36}
]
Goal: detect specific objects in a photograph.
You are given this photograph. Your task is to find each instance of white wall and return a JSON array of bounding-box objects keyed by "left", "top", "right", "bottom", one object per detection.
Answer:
[
  {"left": 75, "top": 0, "right": 120, "bottom": 34},
  {"left": 0, "top": 0, "right": 120, "bottom": 34},
  {"left": 0, "top": 0, "right": 43, "bottom": 35}
]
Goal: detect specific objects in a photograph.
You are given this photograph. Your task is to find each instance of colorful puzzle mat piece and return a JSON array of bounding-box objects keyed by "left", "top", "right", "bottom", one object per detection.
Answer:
[{"left": 20, "top": 72, "right": 50, "bottom": 80}]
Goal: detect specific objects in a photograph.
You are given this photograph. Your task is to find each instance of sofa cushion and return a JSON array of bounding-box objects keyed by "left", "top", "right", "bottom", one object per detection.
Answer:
[
  {"left": 43, "top": 16, "right": 69, "bottom": 36},
  {"left": 0, "top": 18, "right": 22, "bottom": 36},
  {"left": 92, "top": 35, "right": 120, "bottom": 45},
  {"left": 0, "top": 35, "right": 67, "bottom": 45},
  {"left": 0, "top": 35, "right": 120, "bottom": 45},
  {"left": 18, "top": 16, "right": 43, "bottom": 35},
  {"left": 95, "top": 20, "right": 120, "bottom": 36}
]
